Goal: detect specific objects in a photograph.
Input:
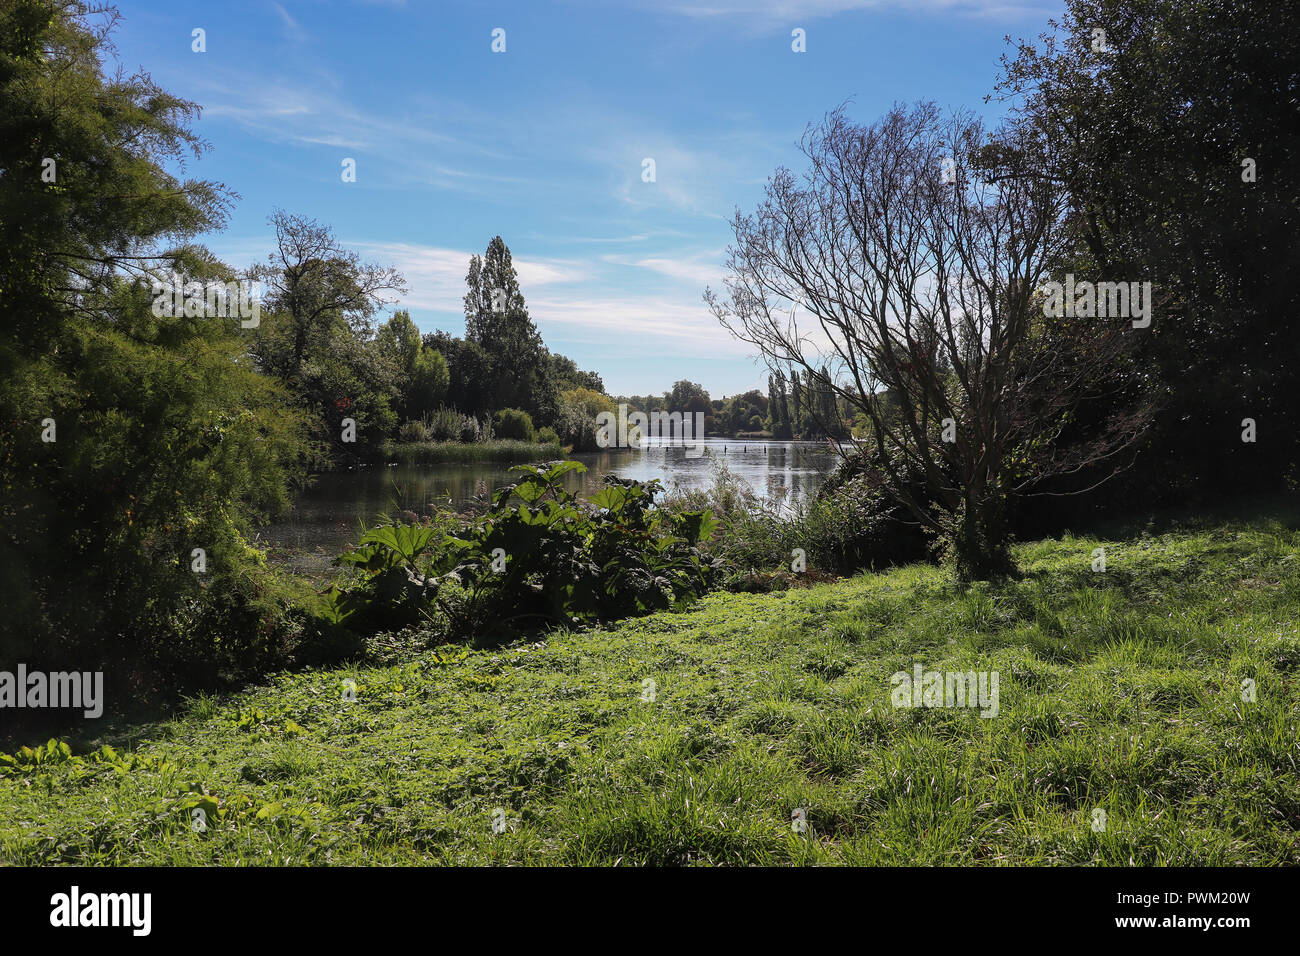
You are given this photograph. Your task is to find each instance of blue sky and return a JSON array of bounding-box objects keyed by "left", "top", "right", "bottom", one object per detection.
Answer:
[{"left": 111, "top": 0, "right": 1061, "bottom": 397}]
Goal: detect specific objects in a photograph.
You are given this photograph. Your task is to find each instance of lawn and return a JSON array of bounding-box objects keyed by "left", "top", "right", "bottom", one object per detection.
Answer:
[{"left": 3, "top": 521, "right": 1298, "bottom": 865}]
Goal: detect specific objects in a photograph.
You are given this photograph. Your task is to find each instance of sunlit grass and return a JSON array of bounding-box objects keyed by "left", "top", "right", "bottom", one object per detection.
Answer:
[{"left": 2, "top": 520, "right": 1297, "bottom": 865}]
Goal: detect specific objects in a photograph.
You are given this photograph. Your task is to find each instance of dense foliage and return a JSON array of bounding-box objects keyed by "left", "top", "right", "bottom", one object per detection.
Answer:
[
  {"left": 995, "top": 0, "right": 1300, "bottom": 518},
  {"left": 323, "top": 462, "right": 721, "bottom": 640},
  {"left": 663, "top": 459, "right": 927, "bottom": 588},
  {"left": 0, "top": 1, "right": 332, "bottom": 696},
  {"left": 492, "top": 407, "right": 536, "bottom": 442}
]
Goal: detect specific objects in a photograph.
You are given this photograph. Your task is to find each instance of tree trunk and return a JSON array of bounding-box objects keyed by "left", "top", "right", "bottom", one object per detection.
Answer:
[{"left": 949, "top": 492, "right": 1015, "bottom": 581}]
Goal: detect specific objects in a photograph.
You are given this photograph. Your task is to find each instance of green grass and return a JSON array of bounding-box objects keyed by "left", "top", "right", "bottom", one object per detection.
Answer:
[
  {"left": 4, "top": 520, "right": 1299, "bottom": 865},
  {"left": 381, "top": 439, "right": 564, "bottom": 465}
]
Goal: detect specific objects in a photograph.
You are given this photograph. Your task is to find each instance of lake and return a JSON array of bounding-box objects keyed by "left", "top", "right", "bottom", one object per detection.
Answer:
[{"left": 255, "top": 438, "right": 843, "bottom": 577}]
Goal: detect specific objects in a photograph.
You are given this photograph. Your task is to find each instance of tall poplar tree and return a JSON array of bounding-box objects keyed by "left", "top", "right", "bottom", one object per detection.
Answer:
[{"left": 463, "top": 236, "right": 554, "bottom": 418}]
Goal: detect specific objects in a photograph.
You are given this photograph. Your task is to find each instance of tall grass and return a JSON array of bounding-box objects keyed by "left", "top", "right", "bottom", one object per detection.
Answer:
[
  {"left": 382, "top": 439, "right": 563, "bottom": 465},
  {"left": 4, "top": 520, "right": 1298, "bottom": 864},
  {"left": 662, "top": 459, "right": 926, "bottom": 578}
]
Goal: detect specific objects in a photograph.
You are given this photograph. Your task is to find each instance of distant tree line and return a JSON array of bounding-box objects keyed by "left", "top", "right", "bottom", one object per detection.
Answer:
[
  {"left": 617, "top": 378, "right": 850, "bottom": 441},
  {"left": 243, "top": 221, "right": 607, "bottom": 460}
]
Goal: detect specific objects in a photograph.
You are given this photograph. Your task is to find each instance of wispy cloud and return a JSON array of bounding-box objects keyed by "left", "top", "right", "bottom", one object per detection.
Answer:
[
  {"left": 198, "top": 77, "right": 510, "bottom": 164},
  {"left": 559, "top": 115, "right": 780, "bottom": 221},
  {"left": 269, "top": 2, "right": 306, "bottom": 43},
  {"left": 528, "top": 293, "right": 750, "bottom": 353},
  {"left": 623, "top": 0, "right": 1057, "bottom": 25},
  {"left": 602, "top": 251, "right": 727, "bottom": 287},
  {"left": 347, "top": 241, "right": 589, "bottom": 312}
]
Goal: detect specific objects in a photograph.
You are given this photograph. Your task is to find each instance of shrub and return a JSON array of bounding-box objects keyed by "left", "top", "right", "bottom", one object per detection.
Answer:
[
  {"left": 801, "top": 481, "right": 924, "bottom": 573},
  {"left": 493, "top": 407, "right": 535, "bottom": 442},
  {"left": 397, "top": 420, "right": 430, "bottom": 443},
  {"left": 556, "top": 400, "right": 599, "bottom": 451},
  {"left": 324, "top": 461, "right": 720, "bottom": 639},
  {"left": 0, "top": 2, "right": 344, "bottom": 712},
  {"left": 537, "top": 426, "right": 560, "bottom": 445},
  {"left": 424, "top": 406, "right": 462, "bottom": 442},
  {"left": 811, "top": 449, "right": 931, "bottom": 571},
  {"left": 662, "top": 457, "right": 929, "bottom": 578},
  {"left": 458, "top": 414, "right": 487, "bottom": 444}
]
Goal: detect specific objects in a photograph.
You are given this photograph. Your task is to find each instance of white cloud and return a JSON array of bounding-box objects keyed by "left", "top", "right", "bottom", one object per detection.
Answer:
[
  {"left": 197, "top": 77, "right": 509, "bottom": 164},
  {"left": 528, "top": 294, "right": 753, "bottom": 354},
  {"left": 347, "top": 241, "right": 588, "bottom": 311},
  {"left": 270, "top": 2, "right": 305, "bottom": 42},
  {"left": 603, "top": 251, "right": 727, "bottom": 286}
]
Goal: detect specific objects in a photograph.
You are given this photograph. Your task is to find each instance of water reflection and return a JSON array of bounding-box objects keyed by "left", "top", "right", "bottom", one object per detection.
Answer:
[{"left": 256, "top": 438, "right": 842, "bottom": 576}]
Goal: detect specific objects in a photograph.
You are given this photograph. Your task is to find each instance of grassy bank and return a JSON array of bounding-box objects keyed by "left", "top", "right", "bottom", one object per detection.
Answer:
[
  {"left": 3, "top": 520, "right": 1298, "bottom": 865},
  {"left": 382, "top": 439, "right": 564, "bottom": 465}
]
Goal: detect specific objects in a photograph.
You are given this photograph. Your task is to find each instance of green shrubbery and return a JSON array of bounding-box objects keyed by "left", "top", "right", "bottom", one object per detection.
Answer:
[
  {"left": 662, "top": 457, "right": 928, "bottom": 584},
  {"left": 492, "top": 407, "right": 535, "bottom": 442},
  {"left": 397, "top": 420, "right": 429, "bottom": 443},
  {"left": 0, "top": 283, "right": 348, "bottom": 703},
  {"left": 324, "top": 461, "right": 720, "bottom": 641},
  {"left": 0, "top": 4, "right": 361, "bottom": 710},
  {"left": 809, "top": 451, "right": 930, "bottom": 571},
  {"left": 458, "top": 413, "right": 487, "bottom": 444},
  {"left": 410, "top": 406, "right": 491, "bottom": 444},
  {"left": 555, "top": 401, "right": 599, "bottom": 451},
  {"left": 423, "top": 406, "right": 463, "bottom": 442}
]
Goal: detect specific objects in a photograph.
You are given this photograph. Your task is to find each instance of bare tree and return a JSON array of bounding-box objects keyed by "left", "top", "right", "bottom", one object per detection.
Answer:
[{"left": 706, "top": 102, "right": 1150, "bottom": 578}]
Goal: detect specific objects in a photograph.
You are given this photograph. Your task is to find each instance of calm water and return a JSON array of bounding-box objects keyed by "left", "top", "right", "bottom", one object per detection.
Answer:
[{"left": 256, "top": 439, "right": 842, "bottom": 576}]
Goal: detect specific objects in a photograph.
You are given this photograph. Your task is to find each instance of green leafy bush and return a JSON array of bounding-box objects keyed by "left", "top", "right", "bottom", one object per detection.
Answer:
[
  {"left": 458, "top": 413, "right": 488, "bottom": 444},
  {"left": 492, "top": 407, "right": 535, "bottom": 442},
  {"left": 397, "top": 420, "right": 430, "bottom": 442},
  {"left": 812, "top": 450, "right": 931, "bottom": 571},
  {"left": 537, "top": 426, "right": 560, "bottom": 445},
  {"left": 555, "top": 400, "right": 599, "bottom": 451},
  {"left": 416, "top": 406, "right": 491, "bottom": 444},
  {"left": 0, "top": 3, "right": 355, "bottom": 710},
  {"left": 423, "top": 406, "right": 463, "bottom": 442},
  {"left": 324, "top": 461, "right": 720, "bottom": 639}
]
